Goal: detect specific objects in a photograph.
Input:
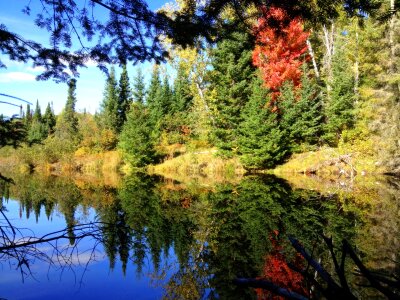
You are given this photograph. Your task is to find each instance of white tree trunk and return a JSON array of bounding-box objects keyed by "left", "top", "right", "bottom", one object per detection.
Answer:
[
  {"left": 354, "top": 26, "right": 360, "bottom": 103},
  {"left": 306, "top": 39, "right": 320, "bottom": 78},
  {"left": 322, "top": 22, "right": 335, "bottom": 101}
]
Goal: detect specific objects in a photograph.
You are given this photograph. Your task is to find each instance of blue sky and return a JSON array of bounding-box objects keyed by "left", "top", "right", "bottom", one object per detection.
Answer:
[{"left": 0, "top": 1, "right": 168, "bottom": 117}]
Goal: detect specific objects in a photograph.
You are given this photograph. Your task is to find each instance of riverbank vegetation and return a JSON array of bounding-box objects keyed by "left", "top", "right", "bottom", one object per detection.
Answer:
[{"left": 1, "top": 2, "right": 399, "bottom": 178}]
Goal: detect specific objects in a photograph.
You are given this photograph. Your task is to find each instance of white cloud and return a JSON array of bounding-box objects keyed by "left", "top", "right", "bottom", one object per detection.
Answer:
[
  {"left": 84, "top": 59, "right": 98, "bottom": 67},
  {"left": 0, "top": 72, "right": 36, "bottom": 82}
]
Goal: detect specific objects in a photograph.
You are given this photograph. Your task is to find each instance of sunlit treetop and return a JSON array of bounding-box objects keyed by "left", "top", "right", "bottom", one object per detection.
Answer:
[
  {"left": 0, "top": 0, "right": 383, "bottom": 82},
  {"left": 252, "top": 6, "right": 310, "bottom": 102}
]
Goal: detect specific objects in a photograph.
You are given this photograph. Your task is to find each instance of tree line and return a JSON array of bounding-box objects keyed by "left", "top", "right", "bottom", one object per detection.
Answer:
[{"left": 3, "top": 1, "right": 399, "bottom": 172}]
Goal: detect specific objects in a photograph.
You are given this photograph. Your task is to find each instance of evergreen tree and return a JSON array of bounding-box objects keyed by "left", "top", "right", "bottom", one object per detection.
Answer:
[
  {"left": 27, "top": 100, "right": 47, "bottom": 144},
  {"left": 64, "top": 78, "right": 79, "bottom": 133},
  {"left": 99, "top": 66, "right": 119, "bottom": 131},
  {"left": 118, "top": 103, "right": 156, "bottom": 167},
  {"left": 160, "top": 75, "right": 173, "bottom": 116},
  {"left": 279, "top": 67, "right": 323, "bottom": 152},
  {"left": 118, "top": 64, "right": 132, "bottom": 131},
  {"left": 146, "top": 66, "right": 162, "bottom": 108},
  {"left": 96, "top": 67, "right": 119, "bottom": 149},
  {"left": 42, "top": 102, "right": 56, "bottom": 134},
  {"left": 32, "top": 100, "right": 42, "bottom": 123},
  {"left": 173, "top": 63, "right": 193, "bottom": 112},
  {"left": 132, "top": 68, "right": 146, "bottom": 105},
  {"left": 24, "top": 104, "right": 32, "bottom": 129},
  {"left": 209, "top": 29, "right": 255, "bottom": 156},
  {"left": 54, "top": 78, "right": 80, "bottom": 143},
  {"left": 146, "top": 66, "right": 164, "bottom": 133},
  {"left": 323, "top": 34, "right": 355, "bottom": 146},
  {"left": 237, "top": 77, "right": 287, "bottom": 170}
]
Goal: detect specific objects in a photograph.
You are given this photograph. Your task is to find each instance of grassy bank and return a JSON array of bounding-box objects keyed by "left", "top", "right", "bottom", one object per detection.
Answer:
[
  {"left": 274, "top": 146, "right": 385, "bottom": 177},
  {"left": 0, "top": 145, "right": 123, "bottom": 177},
  {"left": 148, "top": 148, "right": 246, "bottom": 185}
]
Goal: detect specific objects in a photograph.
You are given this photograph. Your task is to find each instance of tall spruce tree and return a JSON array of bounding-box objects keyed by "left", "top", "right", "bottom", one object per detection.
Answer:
[
  {"left": 173, "top": 63, "right": 193, "bottom": 112},
  {"left": 237, "top": 77, "right": 287, "bottom": 170},
  {"left": 118, "top": 64, "right": 132, "bottom": 131},
  {"left": 146, "top": 66, "right": 162, "bottom": 107},
  {"left": 32, "top": 100, "right": 42, "bottom": 123},
  {"left": 24, "top": 104, "right": 32, "bottom": 129},
  {"left": 42, "top": 102, "right": 56, "bottom": 134},
  {"left": 146, "top": 66, "right": 163, "bottom": 130},
  {"left": 279, "top": 67, "right": 323, "bottom": 152},
  {"left": 65, "top": 79, "right": 79, "bottom": 133},
  {"left": 118, "top": 103, "right": 156, "bottom": 167},
  {"left": 323, "top": 33, "right": 355, "bottom": 146},
  {"left": 99, "top": 66, "right": 119, "bottom": 131},
  {"left": 160, "top": 75, "right": 173, "bottom": 116},
  {"left": 209, "top": 29, "right": 255, "bottom": 156},
  {"left": 132, "top": 68, "right": 146, "bottom": 105},
  {"left": 27, "top": 100, "right": 47, "bottom": 144},
  {"left": 55, "top": 79, "right": 80, "bottom": 143}
]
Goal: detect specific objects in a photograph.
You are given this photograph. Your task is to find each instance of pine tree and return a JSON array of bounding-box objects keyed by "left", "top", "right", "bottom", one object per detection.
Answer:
[
  {"left": 118, "top": 64, "right": 132, "bottom": 131},
  {"left": 146, "top": 66, "right": 162, "bottom": 108},
  {"left": 64, "top": 78, "right": 79, "bottom": 133},
  {"left": 237, "top": 76, "right": 287, "bottom": 170},
  {"left": 32, "top": 100, "right": 42, "bottom": 123},
  {"left": 209, "top": 29, "right": 255, "bottom": 156},
  {"left": 146, "top": 66, "right": 163, "bottom": 129},
  {"left": 132, "top": 68, "right": 146, "bottom": 105},
  {"left": 323, "top": 33, "right": 355, "bottom": 146},
  {"left": 279, "top": 67, "right": 323, "bottom": 152},
  {"left": 27, "top": 100, "right": 47, "bottom": 144},
  {"left": 24, "top": 104, "right": 32, "bottom": 129},
  {"left": 42, "top": 102, "right": 56, "bottom": 134},
  {"left": 96, "top": 67, "right": 120, "bottom": 149},
  {"left": 99, "top": 66, "right": 119, "bottom": 131},
  {"left": 118, "top": 103, "right": 156, "bottom": 167},
  {"left": 160, "top": 75, "right": 173, "bottom": 116},
  {"left": 54, "top": 78, "right": 80, "bottom": 143},
  {"left": 173, "top": 63, "right": 193, "bottom": 112}
]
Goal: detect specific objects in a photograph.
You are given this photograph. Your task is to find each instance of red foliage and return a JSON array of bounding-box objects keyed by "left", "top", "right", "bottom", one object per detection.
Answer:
[
  {"left": 252, "top": 6, "right": 309, "bottom": 103},
  {"left": 256, "top": 232, "right": 308, "bottom": 300}
]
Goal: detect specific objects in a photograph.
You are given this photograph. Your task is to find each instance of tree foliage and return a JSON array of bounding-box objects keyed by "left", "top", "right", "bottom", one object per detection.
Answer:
[
  {"left": 117, "top": 64, "right": 132, "bottom": 131},
  {"left": 118, "top": 103, "right": 156, "bottom": 167},
  {"left": 209, "top": 29, "right": 255, "bottom": 156},
  {"left": 279, "top": 67, "right": 323, "bottom": 152},
  {"left": 42, "top": 103, "right": 56, "bottom": 135},
  {"left": 27, "top": 100, "right": 47, "bottom": 144},
  {"left": 54, "top": 79, "right": 79, "bottom": 143},
  {"left": 252, "top": 6, "right": 309, "bottom": 102},
  {"left": 323, "top": 33, "right": 355, "bottom": 146},
  {"left": 237, "top": 77, "right": 287, "bottom": 170},
  {"left": 132, "top": 68, "right": 146, "bottom": 105},
  {"left": 0, "top": 1, "right": 382, "bottom": 81}
]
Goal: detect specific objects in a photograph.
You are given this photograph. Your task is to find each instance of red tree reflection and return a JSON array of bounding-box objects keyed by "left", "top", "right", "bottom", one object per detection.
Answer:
[{"left": 256, "top": 231, "right": 308, "bottom": 299}]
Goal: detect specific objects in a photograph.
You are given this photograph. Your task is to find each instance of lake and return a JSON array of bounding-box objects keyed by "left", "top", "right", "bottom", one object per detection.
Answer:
[{"left": 0, "top": 171, "right": 399, "bottom": 299}]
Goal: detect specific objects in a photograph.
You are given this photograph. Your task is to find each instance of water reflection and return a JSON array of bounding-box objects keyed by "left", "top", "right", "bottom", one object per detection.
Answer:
[{"left": 0, "top": 171, "right": 399, "bottom": 299}]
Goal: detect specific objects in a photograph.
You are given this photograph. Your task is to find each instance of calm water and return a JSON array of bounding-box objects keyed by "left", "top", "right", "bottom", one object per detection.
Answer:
[{"left": 0, "top": 172, "right": 399, "bottom": 299}]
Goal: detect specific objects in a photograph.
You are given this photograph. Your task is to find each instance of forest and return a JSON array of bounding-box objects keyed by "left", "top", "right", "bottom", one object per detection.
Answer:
[
  {"left": 1, "top": 0, "right": 399, "bottom": 177},
  {"left": 2, "top": 2, "right": 400, "bottom": 299}
]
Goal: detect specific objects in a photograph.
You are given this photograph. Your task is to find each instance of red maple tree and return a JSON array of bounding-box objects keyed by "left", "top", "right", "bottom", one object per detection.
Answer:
[{"left": 252, "top": 6, "right": 309, "bottom": 104}]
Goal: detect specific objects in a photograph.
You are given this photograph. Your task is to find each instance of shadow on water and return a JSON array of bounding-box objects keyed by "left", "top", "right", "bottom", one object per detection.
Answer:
[{"left": 0, "top": 171, "right": 399, "bottom": 299}]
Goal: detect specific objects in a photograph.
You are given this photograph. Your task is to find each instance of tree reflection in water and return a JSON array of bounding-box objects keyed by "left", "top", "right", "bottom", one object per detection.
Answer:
[{"left": 0, "top": 171, "right": 399, "bottom": 299}]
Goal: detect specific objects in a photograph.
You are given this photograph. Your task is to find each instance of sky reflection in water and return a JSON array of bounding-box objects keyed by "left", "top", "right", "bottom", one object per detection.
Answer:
[{"left": 1, "top": 199, "right": 169, "bottom": 300}]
